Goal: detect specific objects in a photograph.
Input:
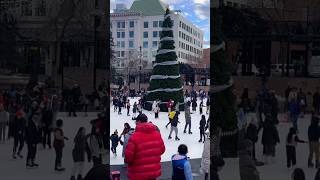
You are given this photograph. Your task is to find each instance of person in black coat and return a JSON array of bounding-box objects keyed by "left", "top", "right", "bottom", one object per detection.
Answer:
[
  {"left": 42, "top": 105, "right": 53, "bottom": 149},
  {"left": 110, "top": 130, "right": 120, "bottom": 156},
  {"left": 26, "top": 112, "right": 41, "bottom": 168},
  {"left": 199, "top": 115, "right": 206, "bottom": 143},
  {"left": 168, "top": 111, "right": 180, "bottom": 141},
  {"left": 212, "top": 156, "right": 225, "bottom": 180},
  {"left": 12, "top": 110, "right": 26, "bottom": 159},
  {"left": 308, "top": 115, "right": 320, "bottom": 168},
  {"left": 71, "top": 127, "right": 91, "bottom": 180},
  {"left": 261, "top": 118, "right": 280, "bottom": 164},
  {"left": 246, "top": 118, "right": 259, "bottom": 162}
]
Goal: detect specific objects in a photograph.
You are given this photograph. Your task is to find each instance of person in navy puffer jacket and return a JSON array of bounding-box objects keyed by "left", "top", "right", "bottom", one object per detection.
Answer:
[{"left": 171, "top": 144, "right": 193, "bottom": 180}]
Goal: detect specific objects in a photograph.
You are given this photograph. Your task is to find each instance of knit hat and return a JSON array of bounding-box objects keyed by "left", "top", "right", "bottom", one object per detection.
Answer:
[
  {"left": 16, "top": 110, "right": 24, "bottom": 117},
  {"left": 136, "top": 113, "right": 148, "bottom": 122}
]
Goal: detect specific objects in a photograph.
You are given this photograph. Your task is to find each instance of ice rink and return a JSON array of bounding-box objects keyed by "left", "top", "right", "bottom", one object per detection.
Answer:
[{"left": 110, "top": 97, "right": 209, "bottom": 165}]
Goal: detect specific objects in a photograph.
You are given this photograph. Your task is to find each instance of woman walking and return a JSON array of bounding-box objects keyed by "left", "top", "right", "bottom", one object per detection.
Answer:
[
  {"left": 53, "top": 119, "right": 68, "bottom": 171},
  {"left": 70, "top": 127, "right": 90, "bottom": 180}
]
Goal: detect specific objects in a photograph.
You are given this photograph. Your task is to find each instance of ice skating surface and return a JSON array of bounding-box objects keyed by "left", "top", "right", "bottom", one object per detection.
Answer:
[
  {"left": 110, "top": 97, "right": 208, "bottom": 165},
  {"left": 220, "top": 113, "right": 319, "bottom": 180},
  {"left": 0, "top": 112, "right": 97, "bottom": 180}
]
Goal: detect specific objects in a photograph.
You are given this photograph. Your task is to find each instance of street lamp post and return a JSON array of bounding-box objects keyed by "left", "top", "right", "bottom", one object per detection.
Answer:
[{"left": 139, "top": 46, "right": 142, "bottom": 91}]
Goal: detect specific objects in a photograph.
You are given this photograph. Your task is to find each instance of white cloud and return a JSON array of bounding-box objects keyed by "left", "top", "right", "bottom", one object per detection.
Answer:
[
  {"left": 160, "top": 0, "right": 187, "bottom": 5},
  {"left": 183, "top": 12, "right": 190, "bottom": 17},
  {"left": 194, "top": 4, "right": 210, "bottom": 20},
  {"left": 193, "top": 0, "right": 209, "bottom": 5}
]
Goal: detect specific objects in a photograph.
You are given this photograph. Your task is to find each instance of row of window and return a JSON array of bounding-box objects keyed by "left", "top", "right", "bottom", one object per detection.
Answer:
[
  {"left": 179, "top": 31, "right": 202, "bottom": 48},
  {"left": 115, "top": 30, "right": 163, "bottom": 39},
  {"left": 115, "top": 41, "right": 159, "bottom": 49},
  {"left": 179, "top": 21, "right": 201, "bottom": 38},
  {"left": 113, "top": 20, "right": 165, "bottom": 29},
  {"left": 179, "top": 41, "right": 202, "bottom": 55},
  {"left": 178, "top": 51, "right": 200, "bottom": 62}
]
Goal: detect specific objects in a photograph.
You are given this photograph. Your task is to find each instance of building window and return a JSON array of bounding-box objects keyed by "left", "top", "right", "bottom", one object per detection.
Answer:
[
  {"left": 117, "top": 22, "right": 121, "bottom": 28},
  {"left": 117, "top": 32, "right": 121, "bottom": 38},
  {"left": 35, "top": 0, "right": 46, "bottom": 16},
  {"left": 129, "top": 41, "right": 134, "bottom": 48},
  {"left": 121, "top": 32, "right": 125, "bottom": 38},
  {"left": 152, "top": 41, "right": 157, "bottom": 48},
  {"left": 159, "top": 31, "right": 162, "bottom": 37},
  {"left": 122, "top": 22, "right": 125, "bottom": 28},
  {"left": 129, "top": 31, "right": 134, "bottom": 38},
  {"left": 143, "top": 41, "right": 148, "bottom": 48},
  {"left": 144, "top": 21, "right": 148, "bottom": 28},
  {"left": 179, "top": 31, "right": 181, "bottom": 38},
  {"left": 129, "top": 21, "right": 134, "bottom": 28},
  {"left": 226, "top": 1, "right": 232, "bottom": 7},
  {"left": 153, "top": 21, "right": 158, "bottom": 27},
  {"left": 117, "top": 41, "right": 120, "bottom": 48},
  {"left": 179, "top": 21, "right": 182, "bottom": 27},
  {"left": 21, "top": 0, "right": 32, "bottom": 16},
  {"left": 143, "top": 32, "right": 148, "bottom": 38},
  {"left": 121, "top": 51, "right": 125, "bottom": 57},
  {"left": 121, "top": 41, "right": 125, "bottom": 48},
  {"left": 159, "top": 21, "right": 163, "bottom": 27},
  {"left": 153, "top": 31, "right": 158, "bottom": 38}
]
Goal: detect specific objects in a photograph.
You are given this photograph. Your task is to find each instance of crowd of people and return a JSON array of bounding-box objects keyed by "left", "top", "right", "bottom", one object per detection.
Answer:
[
  {"left": 110, "top": 87, "right": 211, "bottom": 180},
  {"left": 211, "top": 84, "right": 320, "bottom": 180},
  {"left": 0, "top": 81, "right": 109, "bottom": 180}
]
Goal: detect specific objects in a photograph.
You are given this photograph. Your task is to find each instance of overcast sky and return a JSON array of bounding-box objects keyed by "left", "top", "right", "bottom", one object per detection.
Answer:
[{"left": 110, "top": 0, "right": 210, "bottom": 48}]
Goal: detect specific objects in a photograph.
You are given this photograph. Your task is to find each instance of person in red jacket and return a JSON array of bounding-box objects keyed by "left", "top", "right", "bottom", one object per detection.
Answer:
[{"left": 125, "top": 113, "right": 165, "bottom": 180}]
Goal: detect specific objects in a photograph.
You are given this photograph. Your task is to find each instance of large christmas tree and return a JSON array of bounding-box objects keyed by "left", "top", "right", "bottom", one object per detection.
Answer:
[
  {"left": 212, "top": 6, "right": 238, "bottom": 157},
  {"left": 145, "top": 8, "right": 184, "bottom": 111}
]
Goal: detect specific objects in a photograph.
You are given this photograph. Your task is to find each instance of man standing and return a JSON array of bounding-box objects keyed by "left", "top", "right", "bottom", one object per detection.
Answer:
[
  {"left": 313, "top": 87, "right": 320, "bottom": 114},
  {"left": 125, "top": 114, "right": 165, "bottom": 180},
  {"left": 183, "top": 104, "right": 192, "bottom": 134},
  {"left": 168, "top": 111, "right": 180, "bottom": 141}
]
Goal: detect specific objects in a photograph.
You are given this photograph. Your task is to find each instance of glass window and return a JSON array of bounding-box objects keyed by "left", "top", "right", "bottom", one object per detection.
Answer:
[
  {"left": 121, "top": 32, "right": 125, "bottom": 38},
  {"left": 179, "top": 21, "right": 181, "bottom": 27},
  {"left": 121, "top": 41, "right": 125, "bottom": 48},
  {"left": 129, "top": 41, "right": 134, "bottom": 48},
  {"left": 153, "top": 21, "right": 158, "bottom": 27},
  {"left": 153, "top": 31, "right": 158, "bottom": 38},
  {"left": 21, "top": 0, "right": 32, "bottom": 16},
  {"left": 129, "top": 21, "right": 134, "bottom": 28},
  {"left": 143, "top": 41, "right": 148, "bottom": 48},
  {"left": 159, "top": 21, "right": 163, "bottom": 27},
  {"left": 117, "top": 32, "right": 121, "bottom": 38},
  {"left": 179, "top": 31, "right": 181, "bottom": 38},
  {"left": 143, "top": 32, "right": 148, "bottom": 38},
  {"left": 117, "top": 41, "right": 120, "bottom": 48},
  {"left": 129, "top": 31, "right": 134, "bottom": 38},
  {"left": 35, "top": 0, "right": 46, "bottom": 16},
  {"left": 117, "top": 22, "right": 121, "bottom": 28},
  {"left": 144, "top": 21, "right": 148, "bottom": 28},
  {"left": 117, "top": 51, "right": 120, "bottom": 57},
  {"left": 121, "top": 51, "right": 125, "bottom": 57},
  {"left": 152, "top": 41, "right": 157, "bottom": 48},
  {"left": 122, "top": 22, "right": 125, "bottom": 28}
]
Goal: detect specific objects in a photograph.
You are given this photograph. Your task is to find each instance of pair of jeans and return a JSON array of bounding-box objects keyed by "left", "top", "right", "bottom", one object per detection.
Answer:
[
  {"left": 42, "top": 127, "right": 51, "bottom": 148},
  {"left": 26, "top": 143, "right": 37, "bottom": 164},
  {"left": 184, "top": 122, "right": 191, "bottom": 133},
  {"left": 309, "top": 141, "right": 319, "bottom": 163},
  {"left": 92, "top": 155, "right": 102, "bottom": 168},
  {"left": 13, "top": 134, "right": 24, "bottom": 154},
  {"left": 290, "top": 113, "right": 299, "bottom": 130},
  {"left": 55, "top": 147, "right": 63, "bottom": 168},
  {"left": 286, "top": 145, "right": 296, "bottom": 168}
]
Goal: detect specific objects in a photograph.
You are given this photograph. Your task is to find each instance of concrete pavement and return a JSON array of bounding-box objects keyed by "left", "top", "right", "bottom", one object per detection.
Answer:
[{"left": 110, "top": 158, "right": 205, "bottom": 180}]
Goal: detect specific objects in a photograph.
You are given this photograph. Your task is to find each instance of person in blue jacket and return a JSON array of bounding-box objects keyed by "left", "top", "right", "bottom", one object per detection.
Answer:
[{"left": 171, "top": 144, "right": 193, "bottom": 180}]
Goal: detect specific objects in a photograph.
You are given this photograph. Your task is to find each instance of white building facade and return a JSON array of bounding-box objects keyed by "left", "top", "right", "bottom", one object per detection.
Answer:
[{"left": 110, "top": 0, "right": 204, "bottom": 70}]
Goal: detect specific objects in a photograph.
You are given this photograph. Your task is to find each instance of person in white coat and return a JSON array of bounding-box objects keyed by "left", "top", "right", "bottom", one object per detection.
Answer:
[{"left": 200, "top": 125, "right": 210, "bottom": 180}]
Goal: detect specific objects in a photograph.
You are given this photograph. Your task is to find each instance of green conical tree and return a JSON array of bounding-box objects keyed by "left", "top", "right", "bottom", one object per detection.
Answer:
[
  {"left": 212, "top": 6, "right": 238, "bottom": 157},
  {"left": 146, "top": 8, "right": 183, "bottom": 109}
]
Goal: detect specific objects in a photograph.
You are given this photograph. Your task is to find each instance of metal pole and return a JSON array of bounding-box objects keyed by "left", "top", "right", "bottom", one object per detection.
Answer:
[
  {"left": 139, "top": 46, "right": 142, "bottom": 90},
  {"left": 93, "top": 15, "right": 97, "bottom": 90}
]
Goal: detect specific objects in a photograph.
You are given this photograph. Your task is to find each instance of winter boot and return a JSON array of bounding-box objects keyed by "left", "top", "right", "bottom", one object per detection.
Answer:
[
  {"left": 12, "top": 152, "right": 16, "bottom": 159},
  {"left": 189, "top": 131, "right": 192, "bottom": 134},
  {"left": 198, "top": 139, "right": 202, "bottom": 143},
  {"left": 77, "top": 175, "right": 82, "bottom": 180},
  {"left": 168, "top": 136, "right": 172, "bottom": 139},
  {"left": 17, "top": 152, "right": 23, "bottom": 158},
  {"left": 26, "top": 160, "right": 33, "bottom": 168},
  {"left": 32, "top": 161, "right": 39, "bottom": 167},
  {"left": 70, "top": 176, "right": 76, "bottom": 180},
  {"left": 308, "top": 159, "right": 314, "bottom": 168},
  {"left": 175, "top": 137, "right": 180, "bottom": 141},
  {"left": 183, "top": 130, "right": 186, "bottom": 134}
]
